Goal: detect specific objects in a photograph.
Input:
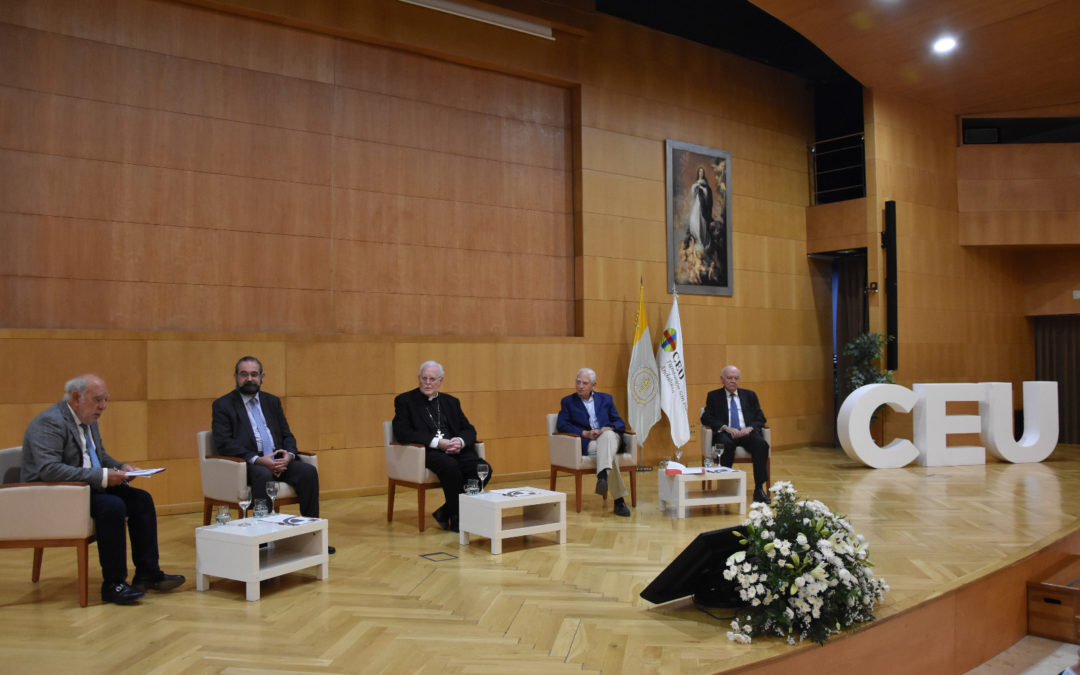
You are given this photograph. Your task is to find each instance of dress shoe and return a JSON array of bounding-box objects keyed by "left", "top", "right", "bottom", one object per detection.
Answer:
[
  {"left": 433, "top": 507, "right": 451, "bottom": 531},
  {"left": 752, "top": 488, "right": 771, "bottom": 504},
  {"left": 101, "top": 581, "right": 144, "bottom": 605},
  {"left": 594, "top": 474, "right": 608, "bottom": 496},
  {"left": 328, "top": 545, "right": 336, "bottom": 555},
  {"left": 613, "top": 497, "right": 630, "bottom": 517},
  {"left": 131, "top": 571, "right": 185, "bottom": 593}
]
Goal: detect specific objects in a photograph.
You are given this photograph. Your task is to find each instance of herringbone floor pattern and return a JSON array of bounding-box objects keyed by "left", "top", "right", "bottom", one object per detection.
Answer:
[{"left": 2, "top": 444, "right": 1078, "bottom": 674}]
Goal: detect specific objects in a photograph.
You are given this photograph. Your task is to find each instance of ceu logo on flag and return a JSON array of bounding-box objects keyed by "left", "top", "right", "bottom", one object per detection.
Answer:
[{"left": 660, "top": 329, "right": 678, "bottom": 352}]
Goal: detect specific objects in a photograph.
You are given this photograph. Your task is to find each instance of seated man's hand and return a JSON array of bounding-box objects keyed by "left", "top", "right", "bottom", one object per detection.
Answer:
[
  {"left": 106, "top": 468, "right": 129, "bottom": 486},
  {"left": 270, "top": 449, "right": 291, "bottom": 475},
  {"left": 442, "top": 437, "right": 464, "bottom": 454}
]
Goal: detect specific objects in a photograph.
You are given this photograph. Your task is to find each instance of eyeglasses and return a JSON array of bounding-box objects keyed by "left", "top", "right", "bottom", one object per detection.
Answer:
[{"left": 419, "top": 376, "right": 442, "bottom": 383}]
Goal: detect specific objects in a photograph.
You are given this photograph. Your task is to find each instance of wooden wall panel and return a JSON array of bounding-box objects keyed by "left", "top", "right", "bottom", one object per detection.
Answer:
[
  {"left": 0, "top": 336, "right": 147, "bottom": 404},
  {"left": 959, "top": 144, "right": 1080, "bottom": 246},
  {"left": 146, "top": 340, "right": 288, "bottom": 401},
  {"left": 1021, "top": 249, "right": 1080, "bottom": 316},
  {"left": 0, "top": 0, "right": 573, "bottom": 338}
]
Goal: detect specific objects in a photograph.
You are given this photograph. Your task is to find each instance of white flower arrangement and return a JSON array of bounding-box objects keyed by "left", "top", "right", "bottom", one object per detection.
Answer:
[{"left": 724, "top": 481, "right": 889, "bottom": 645}]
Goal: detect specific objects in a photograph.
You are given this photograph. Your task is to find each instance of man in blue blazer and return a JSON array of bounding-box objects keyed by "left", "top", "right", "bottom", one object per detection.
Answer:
[
  {"left": 556, "top": 368, "right": 631, "bottom": 517},
  {"left": 701, "top": 365, "right": 771, "bottom": 503},
  {"left": 21, "top": 374, "right": 185, "bottom": 604},
  {"left": 211, "top": 356, "right": 322, "bottom": 522}
]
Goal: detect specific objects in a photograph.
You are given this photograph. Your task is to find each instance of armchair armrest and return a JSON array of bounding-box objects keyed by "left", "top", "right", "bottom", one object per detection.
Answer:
[
  {"left": 385, "top": 442, "right": 427, "bottom": 482},
  {"left": 200, "top": 456, "right": 248, "bottom": 502},
  {"left": 548, "top": 433, "right": 583, "bottom": 468},
  {"left": 0, "top": 482, "right": 93, "bottom": 539}
]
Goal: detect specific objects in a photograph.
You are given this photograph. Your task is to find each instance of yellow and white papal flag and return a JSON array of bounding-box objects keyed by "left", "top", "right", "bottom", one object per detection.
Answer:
[
  {"left": 627, "top": 282, "right": 660, "bottom": 445},
  {"left": 656, "top": 293, "right": 690, "bottom": 447}
]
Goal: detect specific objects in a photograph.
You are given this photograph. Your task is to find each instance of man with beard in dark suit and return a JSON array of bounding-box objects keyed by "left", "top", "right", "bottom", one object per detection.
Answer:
[
  {"left": 701, "top": 365, "right": 771, "bottom": 503},
  {"left": 211, "top": 356, "right": 326, "bottom": 538},
  {"left": 392, "top": 360, "right": 491, "bottom": 532}
]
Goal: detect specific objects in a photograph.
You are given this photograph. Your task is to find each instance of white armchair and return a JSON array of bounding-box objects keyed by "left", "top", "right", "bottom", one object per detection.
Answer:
[
  {"left": 383, "top": 421, "right": 486, "bottom": 531},
  {"left": 196, "top": 430, "right": 317, "bottom": 525},
  {"left": 0, "top": 446, "right": 96, "bottom": 607},
  {"left": 547, "top": 413, "right": 638, "bottom": 513},
  {"left": 699, "top": 408, "right": 772, "bottom": 490}
]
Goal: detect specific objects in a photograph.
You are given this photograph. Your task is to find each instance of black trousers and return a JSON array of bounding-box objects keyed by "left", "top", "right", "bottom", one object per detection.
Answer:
[
  {"left": 246, "top": 459, "right": 320, "bottom": 518},
  {"left": 425, "top": 446, "right": 490, "bottom": 516},
  {"left": 89, "top": 483, "right": 160, "bottom": 583},
  {"left": 715, "top": 428, "right": 770, "bottom": 489}
]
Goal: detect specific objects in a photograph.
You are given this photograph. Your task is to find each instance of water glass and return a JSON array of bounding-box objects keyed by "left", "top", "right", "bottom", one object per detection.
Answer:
[
  {"left": 215, "top": 504, "right": 231, "bottom": 525},
  {"left": 465, "top": 478, "right": 480, "bottom": 494},
  {"left": 253, "top": 498, "right": 269, "bottom": 518},
  {"left": 704, "top": 457, "right": 715, "bottom": 470},
  {"left": 475, "top": 462, "right": 490, "bottom": 492}
]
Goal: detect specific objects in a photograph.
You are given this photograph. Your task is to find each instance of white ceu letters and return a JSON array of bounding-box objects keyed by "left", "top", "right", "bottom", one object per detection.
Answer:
[{"left": 838, "top": 381, "right": 1058, "bottom": 469}]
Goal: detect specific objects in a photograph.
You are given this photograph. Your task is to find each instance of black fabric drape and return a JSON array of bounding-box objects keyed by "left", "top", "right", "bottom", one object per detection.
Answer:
[{"left": 1034, "top": 314, "right": 1080, "bottom": 444}]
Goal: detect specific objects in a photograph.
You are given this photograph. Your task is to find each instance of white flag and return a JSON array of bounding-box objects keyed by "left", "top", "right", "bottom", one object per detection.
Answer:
[
  {"left": 656, "top": 294, "right": 690, "bottom": 447},
  {"left": 627, "top": 283, "right": 660, "bottom": 445}
]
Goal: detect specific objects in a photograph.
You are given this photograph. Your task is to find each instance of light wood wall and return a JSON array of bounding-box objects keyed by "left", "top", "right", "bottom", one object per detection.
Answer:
[
  {"left": 0, "top": 0, "right": 575, "bottom": 336},
  {"left": 0, "top": 0, "right": 847, "bottom": 511},
  {"left": 863, "top": 93, "right": 1036, "bottom": 443},
  {"left": 958, "top": 143, "right": 1080, "bottom": 248}
]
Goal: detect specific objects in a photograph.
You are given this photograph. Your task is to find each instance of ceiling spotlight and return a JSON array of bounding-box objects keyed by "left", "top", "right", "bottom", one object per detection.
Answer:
[{"left": 932, "top": 35, "right": 957, "bottom": 54}]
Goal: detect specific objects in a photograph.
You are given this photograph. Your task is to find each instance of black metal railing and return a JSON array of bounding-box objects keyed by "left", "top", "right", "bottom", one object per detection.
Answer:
[{"left": 810, "top": 133, "right": 866, "bottom": 204}]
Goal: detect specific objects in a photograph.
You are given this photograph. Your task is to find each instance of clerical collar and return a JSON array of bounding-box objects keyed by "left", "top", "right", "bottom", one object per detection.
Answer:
[{"left": 426, "top": 391, "right": 439, "bottom": 402}]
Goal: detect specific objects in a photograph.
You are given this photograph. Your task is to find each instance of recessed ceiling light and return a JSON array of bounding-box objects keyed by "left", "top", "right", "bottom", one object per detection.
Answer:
[{"left": 932, "top": 35, "right": 958, "bottom": 54}]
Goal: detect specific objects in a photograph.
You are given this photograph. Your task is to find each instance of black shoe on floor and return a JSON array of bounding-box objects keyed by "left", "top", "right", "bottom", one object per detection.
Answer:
[
  {"left": 131, "top": 572, "right": 185, "bottom": 593},
  {"left": 595, "top": 474, "right": 608, "bottom": 496},
  {"left": 433, "top": 505, "right": 451, "bottom": 531},
  {"left": 448, "top": 515, "right": 459, "bottom": 533},
  {"left": 328, "top": 546, "right": 336, "bottom": 555},
  {"left": 102, "top": 581, "right": 145, "bottom": 605},
  {"left": 752, "top": 488, "right": 771, "bottom": 504},
  {"left": 613, "top": 498, "right": 630, "bottom": 517}
]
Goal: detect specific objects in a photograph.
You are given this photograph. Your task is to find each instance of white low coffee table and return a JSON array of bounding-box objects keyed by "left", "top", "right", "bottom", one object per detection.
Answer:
[
  {"left": 657, "top": 467, "right": 746, "bottom": 518},
  {"left": 459, "top": 487, "right": 566, "bottom": 554},
  {"left": 195, "top": 515, "right": 329, "bottom": 601}
]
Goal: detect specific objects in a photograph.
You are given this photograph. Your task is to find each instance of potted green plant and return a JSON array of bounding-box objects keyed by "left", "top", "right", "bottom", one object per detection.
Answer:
[{"left": 841, "top": 332, "right": 894, "bottom": 427}]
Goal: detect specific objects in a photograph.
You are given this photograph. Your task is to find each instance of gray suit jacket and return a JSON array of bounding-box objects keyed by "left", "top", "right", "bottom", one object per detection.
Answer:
[{"left": 21, "top": 401, "right": 122, "bottom": 491}]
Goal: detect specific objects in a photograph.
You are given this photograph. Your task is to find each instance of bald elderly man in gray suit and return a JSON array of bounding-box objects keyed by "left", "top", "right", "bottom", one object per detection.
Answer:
[{"left": 21, "top": 374, "right": 184, "bottom": 605}]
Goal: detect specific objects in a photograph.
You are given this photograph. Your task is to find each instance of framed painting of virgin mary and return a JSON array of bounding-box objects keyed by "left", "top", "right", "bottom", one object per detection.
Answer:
[{"left": 665, "top": 139, "right": 733, "bottom": 296}]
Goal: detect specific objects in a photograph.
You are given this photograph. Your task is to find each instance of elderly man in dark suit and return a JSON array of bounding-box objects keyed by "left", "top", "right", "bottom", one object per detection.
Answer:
[
  {"left": 211, "top": 356, "right": 322, "bottom": 519},
  {"left": 392, "top": 360, "right": 491, "bottom": 532},
  {"left": 556, "top": 367, "right": 631, "bottom": 517},
  {"left": 701, "top": 365, "right": 771, "bottom": 503},
  {"left": 21, "top": 374, "right": 185, "bottom": 605}
]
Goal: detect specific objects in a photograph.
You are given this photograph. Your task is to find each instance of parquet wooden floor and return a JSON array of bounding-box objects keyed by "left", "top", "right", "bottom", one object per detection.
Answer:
[{"left": 2, "top": 443, "right": 1079, "bottom": 674}]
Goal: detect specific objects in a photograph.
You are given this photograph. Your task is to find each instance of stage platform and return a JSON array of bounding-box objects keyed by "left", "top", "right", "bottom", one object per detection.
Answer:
[{"left": 1, "top": 443, "right": 1078, "bottom": 674}]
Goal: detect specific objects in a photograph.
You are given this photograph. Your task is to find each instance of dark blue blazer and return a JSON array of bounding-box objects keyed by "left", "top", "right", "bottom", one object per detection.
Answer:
[{"left": 557, "top": 392, "right": 626, "bottom": 455}]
